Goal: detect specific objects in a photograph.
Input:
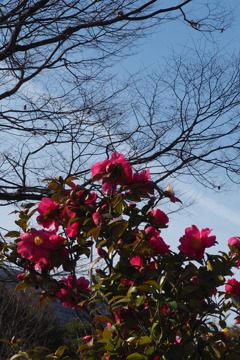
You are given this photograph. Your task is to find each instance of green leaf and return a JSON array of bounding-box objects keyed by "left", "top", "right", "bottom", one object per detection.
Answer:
[
  {"left": 5, "top": 231, "right": 21, "bottom": 238},
  {"left": 108, "top": 220, "right": 128, "bottom": 240},
  {"left": 211, "top": 345, "right": 222, "bottom": 358},
  {"left": 105, "top": 343, "right": 115, "bottom": 351},
  {"left": 47, "top": 181, "right": 63, "bottom": 191},
  {"left": 181, "top": 285, "right": 197, "bottom": 296},
  {"left": 145, "top": 280, "right": 160, "bottom": 289},
  {"left": 55, "top": 345, "right": 68, "bottom": 357},
  {"left": 111, "top": 297, "right": 130, "bottom": 308},
  {"left": 138, "top": 336, "right": 152, "bottom": 345},
  {"left": 127, "top": 353, "right": 147, "bottom": 359},
  {"left": 108, "top": 295, "right": 125, "bottom": 305},
  {"left": 14, "top": 282, "right": 31, "bottom": 292},
  {"left": 15, "top": 218, "right": 28, "bottom": 232},
  {"left": 219, "top": 319, "right": 227, "bottom": 329},
  {"left": 127, "top": 286, "right": 138, "bottom": 296},
  {"left": 10, "top": 353, "right": 30, "bottom": 360},
  {"left": 103, "top": 327, "right": 113, "bottom": 343},
  {"left": 0, "top": 338, "right": 12, "bottom": 344},
  {"left": 94, "top": 315, "right": 113, "bottom": 324},
  {"left": 136, "top": 296, "right": 145, "bottom": 307},
  {"left": 150, "top": 322, "right": 159, "bottom": 341},
  {"left": 87, "top": 227, "right": 101, "bottom": 241},
  {"left": 21, "top": 202, "right": 37, "bottom": 210},
  {"left": 77, "top": 344, "right": 89, "bottom": 353},
  {"left": 92, "top": 173, "right": 104, "bottom": 182},
  {"left": 145, "top": 347, "right": 155, "bottom": 356},
  {"left": 65, "top": 176, "right": 78, "bottom": 185}
]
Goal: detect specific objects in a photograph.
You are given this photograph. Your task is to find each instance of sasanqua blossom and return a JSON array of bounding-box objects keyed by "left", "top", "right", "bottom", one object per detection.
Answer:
[
  {"left": 17, "top": 228, "right": 66, "bottom": 268},
  {"left": 150, "top": 209, "right": 169, "bottom": 227},
  {"left": 37, "top": 197, "right": 59, "bottom": 230},
  {"left": 56, "top": 275, "right": 90, "bottom": 309},
  {"left": 228, "top": 237, "right": 240, "bottom": 248},
  {"left": 178, "top": 225, "right": 216, "bottom": 259},
  {"left": 145, "top": 226, "right": 170, "bottom": 255},
  {"left": 225, "top": 278, "right": 240, "bottom": 295},
  {"left": 91, "top": 152, "right": 133, "bottom": 194}
]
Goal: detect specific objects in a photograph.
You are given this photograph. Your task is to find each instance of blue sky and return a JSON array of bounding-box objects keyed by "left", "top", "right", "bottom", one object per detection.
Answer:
[{"left": 114, "top": 0, "right": 240, "bottom": 254}]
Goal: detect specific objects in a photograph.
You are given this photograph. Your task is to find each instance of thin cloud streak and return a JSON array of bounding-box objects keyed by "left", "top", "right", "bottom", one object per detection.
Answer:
[{"left": 186, "top": 186, "right": 240, "bottom": 227}]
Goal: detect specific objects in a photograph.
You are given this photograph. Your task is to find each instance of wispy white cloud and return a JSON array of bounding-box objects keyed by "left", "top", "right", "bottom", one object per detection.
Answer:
[{"left": 173, "top": 181, "right": 240, "bottom": 228}]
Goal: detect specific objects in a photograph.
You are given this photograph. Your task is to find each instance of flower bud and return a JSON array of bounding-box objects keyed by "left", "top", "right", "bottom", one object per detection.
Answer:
[
  {"left": 190, "top": 275, "right": 200, "bottom": 285},
  {"left": 82, "top": 335, "right": 93, "bottom": 342},
  {"left": 86, "top": 240, "right": 94, "bottom": 247},
  {"left": 17, "top": 273, "right": 25, "bottom": 281},
  {"left": 92, "top": 212, "right": 105, "bottom": 226},
  {"left": 97, "top": 248, "right": 107, "bottom": 257},
  {"left": 128, "top": 203, "right": 136, "bottom": 208}
]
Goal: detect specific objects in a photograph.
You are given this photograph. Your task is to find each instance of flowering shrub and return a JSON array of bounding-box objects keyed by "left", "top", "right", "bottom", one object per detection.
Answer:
[{"left": 1, "top": 152, "right": 240, "bottom": 359}]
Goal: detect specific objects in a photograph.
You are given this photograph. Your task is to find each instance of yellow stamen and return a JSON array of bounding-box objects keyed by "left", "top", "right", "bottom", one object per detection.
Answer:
[{"left": 34, "top": 236, "right": 43, "bottom": 246}]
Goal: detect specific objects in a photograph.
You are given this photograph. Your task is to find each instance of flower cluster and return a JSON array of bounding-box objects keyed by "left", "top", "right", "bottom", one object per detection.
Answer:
[
  {"left": 3, "top": 152, "right": 240, "bottom": 360},
  {"left": 56, "top": 275, "right": 90, "bottom": 309},
  {"left": 90, "top": 152, "right": 154, "bottom": 194}
]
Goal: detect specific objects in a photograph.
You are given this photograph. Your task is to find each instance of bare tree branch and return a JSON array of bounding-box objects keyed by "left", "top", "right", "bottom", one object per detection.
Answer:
[{"left": 0, "top": 1, "right": 237, "bottom": 204}]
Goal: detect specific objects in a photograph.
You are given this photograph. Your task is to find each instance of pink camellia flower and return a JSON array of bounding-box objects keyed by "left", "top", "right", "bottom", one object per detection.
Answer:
[
  {"left": 225, "top": 278, "right": 240, "bottom": 295},
  {"left": 16, "top": 273, "right": 25, "bottom": 281},
  {"left": 74, "top": 189, "right": 98, "bottom": 204},
  {"left": 90, "top": 152, "right": 133, "bottom": 194},
  {"left": 69, "top": 187, "right": 98, "bottom": 205},
  {"left": 228, "top": 237, "right": 240, "bottom": 247},
  {"left": 235, "top": 312, "right": 240, "bottom": 324},
  {"left": 65, "top": 222, "right": 79, "bottom": 238},
  {"left": 150, "top": 209, "right": 169, "bottom": 227},
  {"left": 130, "top": 256, "right": 144, "bottom": 269},
  {"left": 92, "top": 212, "right": 105, "bottom": 226},
  {"left": 175, "top": 337, "right": 181, "bottom": 344},
  {"left": 178, "top": 225, "right": 216, "bottom": 259},
  {"left": 120, "top": 277, "right": 134, "bottom": 285},
  {"left": 56, "top": 275, "right": 90, "bottom": 309},
  {"left": 148, "top": 261, "right": 157, "bottom": 269},
  {"left": 160, "top": 304, "right": 169, "bottom": 315},
  {"left": 37, "top": 197, "right": 59, "bottom": 230},
  {"left": 102, "top": 180, "right": 117, "bottom": 195},
  {"left": 130, "top": 169, "right": 155, "bottom": 194},
  {"left": 114, "top": 306, "right": 138, "bottom": 329},
  {"left": 145, "top": 226, "right": 170, "bottom": 255},
  {"left": 209, "top": 288, "right": 217, "bottom": 297},
  {"left": 91, "top": 152, "right": 132, "bottom": 180},
  {"left": 91, "top": 158, "right": 111, "bottom": 178},
  {"left": 17, "top": 228, "right": 66, "bottom": 268}
]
